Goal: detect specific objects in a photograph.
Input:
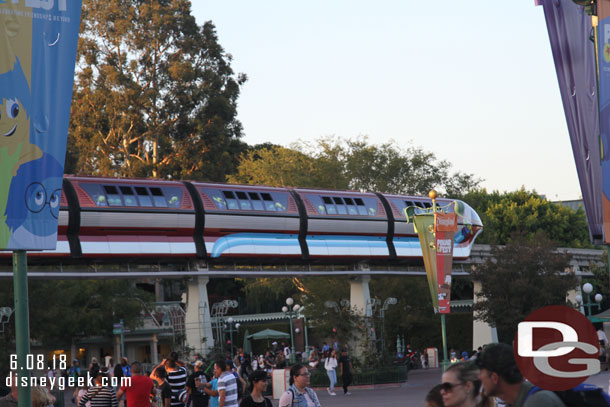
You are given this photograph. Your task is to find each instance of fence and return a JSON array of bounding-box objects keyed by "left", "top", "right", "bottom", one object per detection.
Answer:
[{"left": 309, "top": 365, "right": 408, "bottom": 387}]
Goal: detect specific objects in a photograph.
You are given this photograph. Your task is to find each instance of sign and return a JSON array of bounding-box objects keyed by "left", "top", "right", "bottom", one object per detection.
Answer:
[
  {"left": 0, "top": 0, "right": 82, "bottom": 250},
  {"left": 112, "top": 328, "right": 122, "bottom": 335},
  {"left": 434, "top": 213, "right": 457, "bottom": 314},
  {"left": 514, "top": 305, "right": 599, "bottom": 390}
]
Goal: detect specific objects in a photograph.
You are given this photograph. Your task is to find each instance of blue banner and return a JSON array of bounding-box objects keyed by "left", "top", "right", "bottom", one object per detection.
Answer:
[{"left": 0, "top": 0, "right": 81, "bottom": 250}]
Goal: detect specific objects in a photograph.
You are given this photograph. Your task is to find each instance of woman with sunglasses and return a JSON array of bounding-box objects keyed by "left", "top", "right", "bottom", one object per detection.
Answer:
[
  {"left": 440, "top": 362, "right": 493, "bottom": 407},
  {"left": 278, "top": 364, "right": 321, "bottom": 407}
]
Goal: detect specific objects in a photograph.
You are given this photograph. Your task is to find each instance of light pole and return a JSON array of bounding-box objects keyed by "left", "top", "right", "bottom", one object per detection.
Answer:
[
  {"left": 282, "top": 297, "right": 301, "bottom": 363},
  {"left": 379, "top": 297, "right": 397, "bottom": 355},
  {"left": 576, "top": 283, "right": 603, "bottom": 317},
  {"left": 225, "top": 317, "right": 240, "bottom": 358}
]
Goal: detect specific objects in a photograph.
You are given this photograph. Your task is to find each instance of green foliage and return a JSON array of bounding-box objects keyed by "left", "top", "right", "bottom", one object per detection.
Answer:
[
  {"left": 230, "top": 136, "right": 480, "bottom": 194},
  {"left": 0, "top": 279, "right": 152, "bottom": 345},
  {"left": 461, "top": 188, "right": 591, "bottom": 247},
  {"left": 67, "top": 0, "right": 246, "bottom": 180},
  {"left": 471, "top": 232, "right": 578, "bottom": 342}
]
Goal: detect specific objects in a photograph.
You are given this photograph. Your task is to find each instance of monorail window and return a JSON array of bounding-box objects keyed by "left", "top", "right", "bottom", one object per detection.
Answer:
[
  {"left": 135, "top": 186, "right": 153, "bottom": 207},
  {"left": 248, "top": 192, "right": 264, "bottom": 210},
  {"left": 236, "top": 191, "right": 252, "bottom": 210},
  {"left": 422, "top": 202, "right": 432, "bottom": 208},
  {"left": 103, "top": 185, "right": 123, "bottom": 206},
  {"left": 120, "top": 186, "right": 138, "bottom": 206},
  {"left": 344, "top": 198, "right": 358, "bottom": 215},
  {"left": 203, "top": 189, "right": 226, "bottom": 209},
  {"left": 333, "top": 197, "right": 347, "bottom": 215},
  {"left": 261, "top": 193, "right": 276, "bottom": 211},
  {"left": 223, "top": 190, "right": 239, "bottom": 210},
  {"left": 150, "top": 187, "right": 167, "bottom": 208},
  {"left": 354, "top": 198, "right": 368, "bottom": 216},
  {"left": 80, "top": 183, "right": 107, "bottom": 206}
]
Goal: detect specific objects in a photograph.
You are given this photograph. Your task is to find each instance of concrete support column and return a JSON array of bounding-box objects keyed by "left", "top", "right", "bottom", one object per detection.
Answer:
[
  {"left": 349, "top": 275, "right": 373, "bottom": 317},
  {"left": 348, "top": 274, "right": 375, "bottom": 356},
  {"left": 185, "top": 275, "right": 215, "bottom": 355},
  {"left": 472, "top": 280, "right": 498, "bottom": 349},
  {"left": 151, "top": 334, "right": 159, "bottom": 365}
]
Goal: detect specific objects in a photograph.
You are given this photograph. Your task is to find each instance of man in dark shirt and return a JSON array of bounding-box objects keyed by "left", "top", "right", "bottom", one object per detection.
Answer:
[
  {"left": 186, "top": 360, "right": 209, "bottom": 407},
  {"left": 156, "top": 368, "right": 173, "bottom": 407},
  {"left": 338, "top": 349, "right": 352, "bottom": 395}
]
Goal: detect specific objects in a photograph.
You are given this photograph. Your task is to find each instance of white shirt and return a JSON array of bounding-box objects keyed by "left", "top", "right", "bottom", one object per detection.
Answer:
[{"left": 598, "top": 329, "right": 609, "bottom": 346}]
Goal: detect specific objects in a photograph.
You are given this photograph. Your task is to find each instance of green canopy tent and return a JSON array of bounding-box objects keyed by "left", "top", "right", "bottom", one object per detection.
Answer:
[
  {"left": 247, "top": 328, "right": 290, "bottom": 349},
  {"left": 589, "top": 308, "right": 610, "bottom": 324}
]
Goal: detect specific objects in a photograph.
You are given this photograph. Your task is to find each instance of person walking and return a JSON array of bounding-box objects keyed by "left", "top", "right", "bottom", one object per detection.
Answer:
[
  {"left": 217, "top": 360, "right": 238, "bottom": 407},
  {"left": 239, "top": 370, "right": 271, "bottom": 407},
  {"left": 324, "top": 350, "right": 337, "bottom": 396},
  {"left": 154, "top": 368, "right": 173, "bottom": 407},
  {"left": 185, "top": 360, "right": 208, "bottom": 407},
  {"left": 278, "top": 365, "right": 321, "bottom": 407},
  {"left": 475, "top": 343, "right": 565, "bottom": 407},
  {"left": 116, "top": 362, "right": 155, "bottom": 407},
  {"left": 338, "top": 349, "right": 352, "bottom": 396},
  {"left": 203, "top": 363, "right": 221, "bottom": 407},
  {"left": 79, "top": 368, "right": 119, "bottom": 407}
]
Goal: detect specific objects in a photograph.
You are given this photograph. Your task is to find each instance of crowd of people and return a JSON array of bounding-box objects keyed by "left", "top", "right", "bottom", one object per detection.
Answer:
[{"left": 424, "top": 343, "right": 567, "bottom": 407}]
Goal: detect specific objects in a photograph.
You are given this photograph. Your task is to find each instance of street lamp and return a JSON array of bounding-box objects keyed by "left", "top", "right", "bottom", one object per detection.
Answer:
[
  {"left": 577, "top": 283, "right": 603, "bottom": 317},
  {"left": 379, "top": 297, "right": 397, "bottom": 355},
  {"left": 225, "top": 317, "right": 240, "bottom": 358},
  {"left": 282, "top": 297, "right": 301, "bottom": 363}
]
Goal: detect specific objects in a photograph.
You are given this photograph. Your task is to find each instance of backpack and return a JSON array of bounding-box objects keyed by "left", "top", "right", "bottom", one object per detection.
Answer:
[{"left": 526, "top": 383, "right": 610, "bottom": 407}]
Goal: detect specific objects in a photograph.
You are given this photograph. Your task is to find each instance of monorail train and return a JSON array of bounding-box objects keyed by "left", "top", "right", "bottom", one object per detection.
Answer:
[{"left": 2, "top": 175, "right": 483, "bottom": 262}]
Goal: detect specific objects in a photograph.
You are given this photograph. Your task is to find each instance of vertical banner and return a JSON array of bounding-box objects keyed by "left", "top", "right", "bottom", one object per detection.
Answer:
[
  {"left": 0, "top": 0, "right": 82, "bottom": 250},
  {"left": 413, "top": 214, "right": 439, "bottom": 313},
  {"left": 435, "top": 213, "right": 457, "bottom": 314},
  {"left": 538, "top": 0, "right": 603, "bottom": 244},
  {"left": 600, "top": 1, "right": 610, "bottom": 243}
]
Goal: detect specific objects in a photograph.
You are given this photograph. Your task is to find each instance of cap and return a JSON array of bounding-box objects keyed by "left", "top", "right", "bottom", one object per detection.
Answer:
[{"left": 194, "top": 360, "right": 203, "bottom": 367}]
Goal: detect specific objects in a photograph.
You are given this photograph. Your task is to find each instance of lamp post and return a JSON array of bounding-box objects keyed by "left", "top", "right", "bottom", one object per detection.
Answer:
[
  {"left": 379, "top": 297, "right": 397, "bottom": 355},
  {"left": 576, "top": 283, "right": 603, "bottom": 317},
  {"left": 282, "top": 297, "right": 300, "bottom": 363},
  {"left": 224, "top": 317, "right": 240, "bottom": 358}
]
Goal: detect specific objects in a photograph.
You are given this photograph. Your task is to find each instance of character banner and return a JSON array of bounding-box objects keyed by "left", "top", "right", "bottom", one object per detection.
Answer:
[
  {"left": 0, "top": 0, "right": 82, "bottom": 250},
  {"left": 434, "top": 212, "right": 457, "bottom": 314}
]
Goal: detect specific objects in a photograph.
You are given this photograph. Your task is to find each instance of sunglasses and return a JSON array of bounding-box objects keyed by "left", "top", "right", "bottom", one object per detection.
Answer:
[
  {"left": 441, "top": 382, "right": 464, "bottom": 392},
  {"left": 297, "top": 372, "right": 311, "bottom": 377}
]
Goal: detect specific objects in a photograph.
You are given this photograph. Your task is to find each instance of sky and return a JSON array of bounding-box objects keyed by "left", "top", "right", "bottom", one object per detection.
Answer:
[{"left": 193, "top": 1, "right": 581, "bottom": 200}]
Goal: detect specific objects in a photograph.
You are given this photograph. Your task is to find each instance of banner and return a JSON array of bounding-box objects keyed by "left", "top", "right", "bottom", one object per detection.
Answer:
[
  {"left": 539, "top": 0, "right": 603, "bottom": 244},
  {"left": 435, "top": 213, "right": 457, "bottom": 314},
  {"left": 413, "top": 214, "right": 439, "bottom": 313},
  {"left": 0, "top": 0, "right": 82, "bottom": 250},
  {"left": 599, "top": 1, "right": 610, "bottom": 244}
]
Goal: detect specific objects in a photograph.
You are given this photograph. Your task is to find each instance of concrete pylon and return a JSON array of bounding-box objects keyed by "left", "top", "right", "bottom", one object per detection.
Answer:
[
  {"left": 472, "top": 280, "right": 498, "bottom": 349},
  {"left": 185, "top": 275, "right": 215, "bottom": 355},
  {"left": 350, "top": 274, "right": 373, "bottom": 317},
  {"left": 349, "top": 274, "right": 375, "bottom": 356}
]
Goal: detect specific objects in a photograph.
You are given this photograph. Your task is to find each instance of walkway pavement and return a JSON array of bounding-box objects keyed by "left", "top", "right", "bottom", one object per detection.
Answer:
[{"left": 270, "top": 367, "right": 610, "bottom": 407}]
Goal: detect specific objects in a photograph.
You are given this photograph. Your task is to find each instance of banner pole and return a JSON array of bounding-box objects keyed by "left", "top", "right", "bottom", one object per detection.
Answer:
[
  {"left": 13, "top": 250, "right": 31, "bottom": 407},
  {"left": 441, "top": 314, "right": 448, "bottom": 369}
]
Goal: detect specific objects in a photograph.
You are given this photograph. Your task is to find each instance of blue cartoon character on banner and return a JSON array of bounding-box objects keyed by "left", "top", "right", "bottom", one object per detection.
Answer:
[
  {"left": 5, "top": 154, "right": 63, "bottom": 249},
  {"left": 0, "top": 58, "right": 43, "bottom": 248}
]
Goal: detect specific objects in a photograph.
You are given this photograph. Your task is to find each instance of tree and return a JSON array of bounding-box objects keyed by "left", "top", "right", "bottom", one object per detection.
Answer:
[
  {"left": 461, "top": 188, "right": 591, "bottom": 247},
  {"left": 230, "top": 136, "right": 480, "bottom": 194},
  {"left": 0, "top": 279, "right": 152, "bottom": 378},
  {"left": 471, "top": 232, "right": 578, "bottom": 342},
  {"left": 66, "top": 0, "right": 247, "bottom": 180}
]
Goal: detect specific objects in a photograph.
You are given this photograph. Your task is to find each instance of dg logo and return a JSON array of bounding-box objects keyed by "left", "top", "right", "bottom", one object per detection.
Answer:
[{"left": 513, "top": 305, "right": 600, "bottom": 391}]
